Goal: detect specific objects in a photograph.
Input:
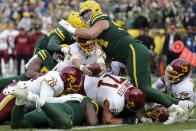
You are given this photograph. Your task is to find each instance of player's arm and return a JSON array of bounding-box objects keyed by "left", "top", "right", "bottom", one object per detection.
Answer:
[
  {"left": 102, "top": 100, "right": 123, "bottom": 124},
  {"left": 85, "top": 102, "right": 98, "bottom": 126},
  {"left": 75, "top": 20, "right": 109, "bottom": 39},
  {"left": 25, "top": 56, "right": 43, "bottom": 78},
  {"left": 47, "top": 36, "right": 62, "bottom": 53}
]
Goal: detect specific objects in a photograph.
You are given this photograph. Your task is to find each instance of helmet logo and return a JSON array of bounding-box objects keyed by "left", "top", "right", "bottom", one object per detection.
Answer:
[
  {"left": 67, "top": 75, "right": 76, "bottom": 83},
  {"left": 127, "top": 100, "right": 135, "bottom": 109},
  {"left": 181, "top": 66, "right": 188, "bottom": 72}
]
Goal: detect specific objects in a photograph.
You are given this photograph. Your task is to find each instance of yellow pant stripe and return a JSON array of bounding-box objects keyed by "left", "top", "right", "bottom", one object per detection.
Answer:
[
  {"left": 91, "top": 100, "right": 99, "bottom": 116},
  {"left": 129, "top": 44, "right": 138, "bottom": 88},
  {"left": 0, "top": 95, "right": 15, "bottom": 111}
]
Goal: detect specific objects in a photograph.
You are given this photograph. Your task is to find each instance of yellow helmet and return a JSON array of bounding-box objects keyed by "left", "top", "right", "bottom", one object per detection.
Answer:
[
  {"left": 79, "top": 1, "right": 102, "bottom": 19},
  {"left": 67, "top": 11, "right": 86, "bottom": 28}
]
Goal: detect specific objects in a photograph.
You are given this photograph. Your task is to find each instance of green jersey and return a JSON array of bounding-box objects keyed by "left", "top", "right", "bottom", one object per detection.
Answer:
[
  {"left": 66, "top": 96, "right": 98, "bottom": 125},
  {"left": 34, "top": 24, "right": 73, "bottom": 54},
  {"left": 37, "top": 49, "right": 57, "bottom": 73},
  {"left": 90, "top": 14, "right": 139, "bottom": 63}
]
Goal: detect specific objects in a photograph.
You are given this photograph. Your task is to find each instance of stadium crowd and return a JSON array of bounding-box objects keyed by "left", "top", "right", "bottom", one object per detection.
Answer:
[{"left": 0, "top": 0, "right": 195, "bottom": 77}]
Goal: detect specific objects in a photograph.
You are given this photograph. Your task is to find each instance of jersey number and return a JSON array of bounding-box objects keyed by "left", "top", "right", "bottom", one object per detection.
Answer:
[{"left": 98, "top": 74, "right": 126, "bottom": 88}]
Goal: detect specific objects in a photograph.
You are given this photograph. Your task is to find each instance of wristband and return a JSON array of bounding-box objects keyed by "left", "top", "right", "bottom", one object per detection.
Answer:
[{"left": 80, "top": 65, "right": 84, "bottom": 71}]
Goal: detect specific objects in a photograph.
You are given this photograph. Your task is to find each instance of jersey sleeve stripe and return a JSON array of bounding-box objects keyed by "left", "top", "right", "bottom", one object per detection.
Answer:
[
  {"left": 57, "top": 28, "right": 65, "bottom": 39},
  {"left": 91, "top": 14, "right": 108, "bottom": 25},
  {"left": 55, "top": 30, "right": 64, "bottom": 41},
  {"left": 38, "top": 51, "right": 45, "bottom": 61},
  {"left": 41, "top": 50, "right": 46, "bottom": 58},
  {"left": 40, "top": 67, "right": 49, "bottom": 73},
  {"left": 129, "top": 44, "right": 138, "bottom": 88}
]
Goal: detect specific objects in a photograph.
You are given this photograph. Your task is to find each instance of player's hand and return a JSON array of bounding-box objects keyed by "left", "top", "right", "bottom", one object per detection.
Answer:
[
  {"left": 80, "top": 65, "right": 92, "bottom": 76},
  {"left": 59, "top": 19, "right": 76, "bottom": 34},
  {"left": 61, "top": 47, "right": 68, "bottom": 55},
  {"left": 65, "top": 94, "right": 84, "bottom": 103}
]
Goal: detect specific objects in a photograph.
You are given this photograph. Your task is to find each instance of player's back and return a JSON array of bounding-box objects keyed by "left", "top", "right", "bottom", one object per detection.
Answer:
[{"left": 96, "top": 74, "right": 132, "bottom": 115}]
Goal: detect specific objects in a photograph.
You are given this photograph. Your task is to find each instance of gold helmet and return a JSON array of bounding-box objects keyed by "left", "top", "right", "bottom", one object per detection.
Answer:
[
  {"left": 67, "top": 11, "right": 86, "bottom": 28},
  {"left": 79, "top": 1, "right": 102, "bottom": 23},
  {"left": 77, "top": 37, "right": 97, "bottom": 56}
]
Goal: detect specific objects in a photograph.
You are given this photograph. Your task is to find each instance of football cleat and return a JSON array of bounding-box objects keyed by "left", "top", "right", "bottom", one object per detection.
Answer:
[
  {"left": 3, "top": 82, "right": 29, "bottom": 98},
  {"left": 163, "top": 104, "right": 185, "bottom": 125},
  {"left": 178, "top": 100, "right": 194, "bottom": 121}
]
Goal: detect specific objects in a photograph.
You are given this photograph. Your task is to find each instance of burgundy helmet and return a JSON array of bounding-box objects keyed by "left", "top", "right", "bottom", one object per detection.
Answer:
[
  {"left": 124, "top": 88, "right": 146, "bottom": 112},
  {"left": 165, "top": 58, "right": 191, "bottom": 84},
  {"left": 60, "top": 66, "right": 83, "bottom": 92}
]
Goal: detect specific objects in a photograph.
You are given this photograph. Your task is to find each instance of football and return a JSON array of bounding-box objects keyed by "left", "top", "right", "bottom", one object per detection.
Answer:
[{"left": 87, "top": 63, "right": 102, "bottom": 76}]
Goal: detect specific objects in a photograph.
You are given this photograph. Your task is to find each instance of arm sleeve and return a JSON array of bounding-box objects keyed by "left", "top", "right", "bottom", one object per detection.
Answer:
[
  {"left": 47, "top": 36, "right": 62, "bottom": 53},
  {"left": 40, "top": 80, "right": 54, "bottom": 100},
  {"left": 152, "top": 78, "right": 165, "bottom": 90}
]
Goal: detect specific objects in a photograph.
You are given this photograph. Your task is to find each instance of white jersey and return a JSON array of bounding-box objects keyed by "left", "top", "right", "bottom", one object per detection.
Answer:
[
  {"left": 56, "top": 43, "right": 106, "bottom": 71},
  {"left": 7, "top": 29, "right": 19, "bottom": 48},
  {"left": 152, "top": 77, "right": 195, "bottom": 102},
  {"left": 24, "top": 71, "right": 64, "bottom": 97},
  {"left": 96, "top": 74, "right": 132, "bottom": 115},
  {"left": 0, "top": 30, "right": 9, "bottom": 51}
]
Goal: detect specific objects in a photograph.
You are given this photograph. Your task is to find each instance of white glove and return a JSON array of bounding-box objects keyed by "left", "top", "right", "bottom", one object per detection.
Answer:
[
  {"left": 61, "top": 47, "right": 68, "bottom": 55},
  {"left": 64, "top": 94, "right": 84, "bottom": 103},
  {"left": 59, "top": 19, "right": 76, "bottom": 34},
  {"left": 80, "top": 65, "right": 92, "bottom": 76}
]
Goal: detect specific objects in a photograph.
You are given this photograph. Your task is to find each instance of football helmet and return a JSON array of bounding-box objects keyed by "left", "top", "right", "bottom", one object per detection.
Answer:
[
  {"left": 125, "top": 88, "right": 145, "bottom": 112},
  {"left": 165, "top": 58, "right": 191, "bottom": 84},
  {"left": 67, "top": 11, "right": 86, "bottom": 29},
  {"left": 77, "top": 37, "right": 97, "bottom": 56},
  {"left": 60, "top": 66, "right": 83, "bottom": 93},
  {"left": 79, "top": 1, "right": 102, "bottom": 24},
  {"left": 145, "top": 105, "right": 169, "bottom": 122}
]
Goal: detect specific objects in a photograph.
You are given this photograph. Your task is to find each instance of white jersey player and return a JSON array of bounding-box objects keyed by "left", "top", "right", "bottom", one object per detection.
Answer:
[
  {"left": 151, "top": 58, "right": 195, "bottom": 123},
  {"left": 3, "top": 67, "right": 83, "bottom": 106},
  {"left": 56, "top": 39, "right": 106, "bottom": 76},
  {"left": 153, "top": 77, "right": 195, "bottom": 102}
]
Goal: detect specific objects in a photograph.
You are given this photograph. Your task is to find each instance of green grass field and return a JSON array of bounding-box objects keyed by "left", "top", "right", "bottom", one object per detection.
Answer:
[{"left": 0, "top": 77, "right": 195, "bottom": 131}]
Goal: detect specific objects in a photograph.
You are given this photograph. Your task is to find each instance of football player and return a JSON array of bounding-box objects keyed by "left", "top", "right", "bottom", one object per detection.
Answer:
[
  {"left": 0, "top": 49, "right": 59, "bottom": 91},
  {"left": 55, "top": 37, "right": 106, "bottom": 76},
  {"left": 56, "top": 67, "right": 145, "bottom": 125},
  {"left": 10, "top": 94, "right": 98, "bottom": 129},
  {"left": 59, "top": 1, "right": 193, "bottom": 124},
  {"left": 33, "top": 11, "right": 85, "bottom": 56},
  {"left": 152, "top": 58, "right": 195, "bottom": 122},
  {"left": 3, "top": 67, "right": 83, "bottom": 107}
]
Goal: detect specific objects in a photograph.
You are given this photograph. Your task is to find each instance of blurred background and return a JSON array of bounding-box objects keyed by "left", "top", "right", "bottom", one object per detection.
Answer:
[{"left": 0, "top": 0, "right": 195, "bottom": 77}]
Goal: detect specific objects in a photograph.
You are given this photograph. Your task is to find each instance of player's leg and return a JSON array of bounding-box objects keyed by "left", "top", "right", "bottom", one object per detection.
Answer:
[
  {"left": 127, "top": 43, "right": 185, "bottom": 124},
  {"left": 127, "top": 43, "right": 179, "bottom": 107},
  {"left": 27, "top": 93, "right": 73, "bottom": 129},
  {"left": 0, "top": 74, "right": 29, "bottom": 92},
  {"left": 11, "top": 105, "right": 49, "bottom": 128},
  {"left": 42, "top": 103, "right": 73, "bottom": 129}
]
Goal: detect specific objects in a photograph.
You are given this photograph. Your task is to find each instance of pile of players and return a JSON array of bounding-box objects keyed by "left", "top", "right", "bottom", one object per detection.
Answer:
[{"left": 0, "top": 0, "right": 195, "bottom": 129}]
